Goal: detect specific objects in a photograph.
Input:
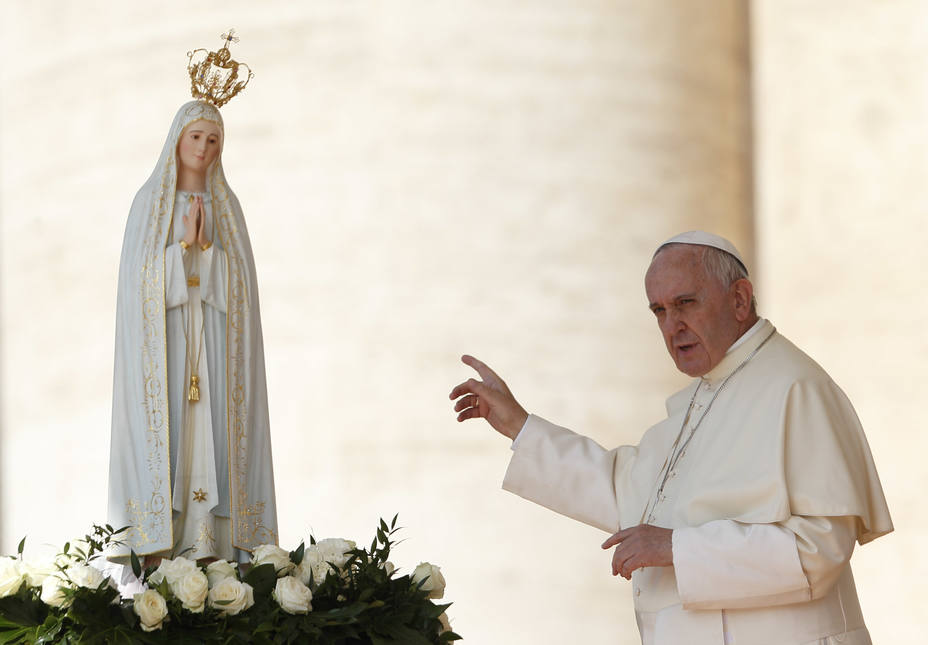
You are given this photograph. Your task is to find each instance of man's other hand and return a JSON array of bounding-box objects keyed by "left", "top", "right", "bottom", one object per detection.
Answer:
[{"left": 602, "top": 524, "right": 674, "bottom": 579}]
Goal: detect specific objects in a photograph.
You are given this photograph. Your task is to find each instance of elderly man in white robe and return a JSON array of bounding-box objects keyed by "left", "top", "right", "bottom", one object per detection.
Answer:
[{"left": 449, "top": 231, "right": 892, "bottom": 645}]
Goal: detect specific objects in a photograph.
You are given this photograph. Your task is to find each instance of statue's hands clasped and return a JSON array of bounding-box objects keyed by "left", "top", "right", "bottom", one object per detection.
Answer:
[
  {"left": 449, "top": 355, "right": 529, "bottom": 440},
  {"left": 181, "top": 195, "right": 210, "bottom": 249}
]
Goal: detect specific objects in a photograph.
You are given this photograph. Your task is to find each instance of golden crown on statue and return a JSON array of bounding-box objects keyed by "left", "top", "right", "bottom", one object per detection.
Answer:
[{"left": 186, "top": 29, "right": 254, "bottom": 108}]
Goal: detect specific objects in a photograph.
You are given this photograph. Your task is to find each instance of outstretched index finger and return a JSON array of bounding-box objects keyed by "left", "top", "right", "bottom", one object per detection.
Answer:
[{"left": 461, "top": 354, "right": 501, "bottom": 383}]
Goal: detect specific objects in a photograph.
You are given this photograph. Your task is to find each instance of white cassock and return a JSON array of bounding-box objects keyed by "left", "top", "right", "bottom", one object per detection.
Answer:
[
  {"left": 503, "top": 319, "right": 893, "bottom": 645},
  {"left": 108, "top": 101, "right": 277, "bottom": 563}
]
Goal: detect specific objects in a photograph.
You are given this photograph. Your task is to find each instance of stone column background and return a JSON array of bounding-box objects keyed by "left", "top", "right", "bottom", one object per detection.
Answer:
[
  {"left": 0, "top": 1, "right": 919, "bottom": 642},
  {"left": 751, "top": 2, "right": 925, "bottom": 639}
]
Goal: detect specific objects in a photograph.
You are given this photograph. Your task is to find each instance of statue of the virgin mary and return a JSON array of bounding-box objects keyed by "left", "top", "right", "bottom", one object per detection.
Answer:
[{"left": 108, "top": 33, "right": 277, "bottom": 564}]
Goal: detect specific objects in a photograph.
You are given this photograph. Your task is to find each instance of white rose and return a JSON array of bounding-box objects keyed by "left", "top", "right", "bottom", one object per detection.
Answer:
[
  {"left": 205, "top": 560, "right": 237, "bottom": 588},
  {"left": 315, "top": 538, "right": 356, "bottom": 569},
  {"left": 22, "top": 558, "right": 56, "bottom": 588},
  {"left": 272, "top": 576, "right": 313, "bottom": 614},
  {"left": 66, "top": 563, "right": 106, "bottom": 590},
  {"left": 171, "top": 569, "right": 208, "bottom": 613},
  {"left": 133, "top": 589, "right": 168, "bottom": 632},
  {"left": 252, "top": 545, "right": 294, "bottom": 577},
  {"left": 149, "top": 557, "right": 198, "bottom": 586},
  {"left": 295, "top": 547, "right": 328, "bottom": 586},
  {"left": 438, "top": 611, "right": 452, "bottom": 634},
  {"left": 40, "top": 574, "right": 69, "bottom": 608},
  {"left": 0, "top": 557, "right": 25, "bottom": 597},
  {"left": 207, "top": 577, "right": 254, "bottom": 616},
  {"left": 411, "top": 562, "right": 445, "bottom": 600}
]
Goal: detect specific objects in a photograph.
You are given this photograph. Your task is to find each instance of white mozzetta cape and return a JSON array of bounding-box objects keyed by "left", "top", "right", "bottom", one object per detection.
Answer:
[
  {"left": 503, "top": 320, "right": 892, "bottom": 644},
  {"left": 108, "top": 101, "right": 277, "bottom": 557}
]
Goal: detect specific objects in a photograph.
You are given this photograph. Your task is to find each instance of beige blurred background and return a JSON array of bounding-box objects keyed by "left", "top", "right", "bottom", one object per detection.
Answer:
[{"left": 1, "top": 1, "right": 923, "bottom": 642}]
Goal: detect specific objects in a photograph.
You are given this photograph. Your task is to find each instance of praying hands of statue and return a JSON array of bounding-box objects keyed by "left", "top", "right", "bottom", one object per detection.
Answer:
[
  {"left": 602, "top": 524, "right": 674, "bottom": 579},
  {"left": 181, "top": 195, "right": 210, "bottom": 248},
  {"left": 449, "top": 355, "right": 529, "bottom": 440}
]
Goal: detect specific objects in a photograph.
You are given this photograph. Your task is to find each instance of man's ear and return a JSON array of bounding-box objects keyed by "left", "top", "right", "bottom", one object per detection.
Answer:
[{"left": 731, "top": 278, "right": 754, "bottom": 322}]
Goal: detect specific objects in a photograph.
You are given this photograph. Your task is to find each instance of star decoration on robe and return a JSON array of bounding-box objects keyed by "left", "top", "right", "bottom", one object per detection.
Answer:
[{"left": 193, "top": 488, "right": 208, "bottom": 502}]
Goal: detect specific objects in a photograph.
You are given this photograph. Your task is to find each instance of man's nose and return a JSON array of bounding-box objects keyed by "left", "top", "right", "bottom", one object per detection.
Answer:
[{"left": 661, "top": 309, "right": 684, "bottom": 335}]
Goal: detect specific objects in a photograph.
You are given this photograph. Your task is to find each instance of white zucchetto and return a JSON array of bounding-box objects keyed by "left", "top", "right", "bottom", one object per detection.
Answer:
[{"left": 655, "top": 230, "right": 748, "bottom": 275}]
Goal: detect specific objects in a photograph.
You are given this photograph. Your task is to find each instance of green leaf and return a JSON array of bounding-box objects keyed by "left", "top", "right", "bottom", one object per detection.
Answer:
[
  {"left": 15, "top": 537, "right": 25, "bottom": 557},
  {"left": 0, "top": 588, "right": 48, "bottom": 626},
  {"left": 376, "top": 624, "right": 434, "bottom": 645},
  {"left": 0, "top": 615, "right": 28, "bottom": 628},
  {"left": 290, "top": 542, "right": 305, "bottom": 566},
  {"left": 252, "top": 621, "right": 276, "bottom": 634},
  {"left": 118, "top": 603, "right": 138, "bottom": 629},
  {"left": 422, "top": 601, "right": 450, "bottom": 620},
  {"left": 31, "top": 615, "right": 64, "bottom": 645},
  {"left": 242, "top": 563, "right": 276, "bottom": 597},
  {"left": 0, "top": 627, "right": 32, "bottom": 644},
  {"left": 130, "top": 551, "right": 141, "bottom": 580}
]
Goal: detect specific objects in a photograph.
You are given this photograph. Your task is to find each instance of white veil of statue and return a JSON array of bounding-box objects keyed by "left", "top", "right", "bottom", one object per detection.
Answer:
[{"left": 108, "top": 98, "right": 277, "bottom": 563}]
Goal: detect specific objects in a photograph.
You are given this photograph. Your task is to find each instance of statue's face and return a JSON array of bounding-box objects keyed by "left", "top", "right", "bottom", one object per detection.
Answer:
[
  {"left": 645, "top": 245, "right": 745, "bottom": 377},
  {"left": 177, "top": 119, "right": 222, "bottom": 176}
]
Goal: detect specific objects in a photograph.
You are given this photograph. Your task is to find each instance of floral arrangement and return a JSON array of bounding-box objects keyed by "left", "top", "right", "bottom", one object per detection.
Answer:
[{"left": 0, "top": 517, "right": 460, "bottom": 644}]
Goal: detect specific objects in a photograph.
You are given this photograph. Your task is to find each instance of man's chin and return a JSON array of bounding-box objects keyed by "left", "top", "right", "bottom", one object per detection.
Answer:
[{"left": 673, "top": 355, "right": 708, "bottom": 378}]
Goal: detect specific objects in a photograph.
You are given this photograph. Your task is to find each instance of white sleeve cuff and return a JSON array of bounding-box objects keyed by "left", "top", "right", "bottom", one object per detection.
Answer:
[
  {"left": 510, "top": 415, "right": 535, "bottom": 450},
  {"left": 673, "top": 520, "right": 810, "bottom": 610}
]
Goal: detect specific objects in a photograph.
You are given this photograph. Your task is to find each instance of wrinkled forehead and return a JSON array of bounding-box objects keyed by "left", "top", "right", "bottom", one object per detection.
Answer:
[
  {"left": 647, "top": 244, "right": 705, "bottom": 277},
  {"left": 645, "top": 245, "right": 710, "bottom": 294}
]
